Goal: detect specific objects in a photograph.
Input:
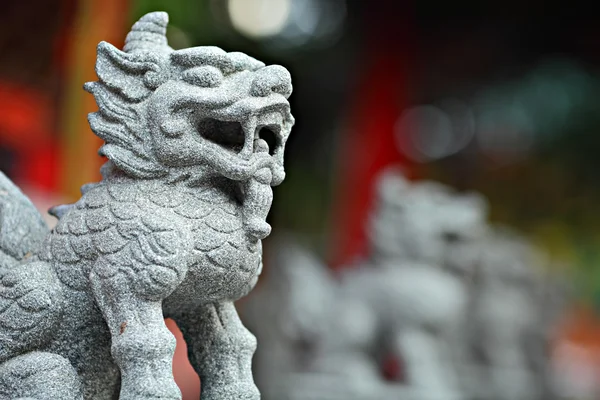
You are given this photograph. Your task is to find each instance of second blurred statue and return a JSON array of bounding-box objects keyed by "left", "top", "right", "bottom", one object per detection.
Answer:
[{"left": 243, "top": 167, "right": 566, "bottom": 400}]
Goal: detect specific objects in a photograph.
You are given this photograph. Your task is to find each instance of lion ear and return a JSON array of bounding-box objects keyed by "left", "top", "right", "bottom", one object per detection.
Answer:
[{"left": 94, "top": 41, "right": 162, "bottom": 101}]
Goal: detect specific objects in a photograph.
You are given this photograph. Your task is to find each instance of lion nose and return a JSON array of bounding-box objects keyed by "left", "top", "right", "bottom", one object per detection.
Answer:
[{"left": 250, "top": 65, "right": 292, "bottom": 98}]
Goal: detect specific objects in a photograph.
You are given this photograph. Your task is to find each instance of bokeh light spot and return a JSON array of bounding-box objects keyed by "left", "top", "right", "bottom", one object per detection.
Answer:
[{"left": 228, "top": 0, "right": 291, "bottom": 39}]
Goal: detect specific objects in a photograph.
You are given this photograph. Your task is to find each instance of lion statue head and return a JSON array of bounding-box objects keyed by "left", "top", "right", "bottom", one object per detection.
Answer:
[
  {"left": 367, "top": 167, "right": 489, "bottom": 271},
  {"left": 85, "top": 11, "right": 294, "bottom": 186}
]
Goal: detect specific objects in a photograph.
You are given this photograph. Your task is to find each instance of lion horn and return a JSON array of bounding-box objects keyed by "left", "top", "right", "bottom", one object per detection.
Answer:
[{"left": 123, "top": 11, "right": 171, "bottom": 54}]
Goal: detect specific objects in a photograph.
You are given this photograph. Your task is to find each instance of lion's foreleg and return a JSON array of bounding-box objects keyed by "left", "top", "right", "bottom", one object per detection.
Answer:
[
  {"left": 175, "top": 301, "right": 259, "bottom": 400},
  {"left": 90, "top": 270, "right": 181, "bottom": 400}
]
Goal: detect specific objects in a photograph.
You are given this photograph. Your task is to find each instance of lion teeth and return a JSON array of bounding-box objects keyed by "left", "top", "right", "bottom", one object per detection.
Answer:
[
  {"left": 256, "top": 111, "right": 283, "bottom": 129},
  {"left": 240, "top": 117, "right": 258, "bottom": 158}
]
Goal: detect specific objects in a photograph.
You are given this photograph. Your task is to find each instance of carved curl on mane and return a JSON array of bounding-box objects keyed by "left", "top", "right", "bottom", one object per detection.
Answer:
[
  {"left": 85, "top": 11, "right": 271, "bottom": 180},
  {"left": 84, "top": 41, "right": 170, "bottom": 179},
  {"left": 85, "top": 12, "right": 172, "bottom": 179}
]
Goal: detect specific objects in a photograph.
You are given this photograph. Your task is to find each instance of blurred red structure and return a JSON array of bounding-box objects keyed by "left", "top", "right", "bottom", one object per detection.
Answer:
[
  {"left": 0, "top": 82, "right": 57, "bottom": 189},
  {"left": 329, "top": 3, "right": 413, "bottom": 269}
]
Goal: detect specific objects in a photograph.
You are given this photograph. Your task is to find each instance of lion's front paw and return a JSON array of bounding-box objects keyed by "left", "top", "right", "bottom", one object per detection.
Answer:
[
  {"left": 119, "top": 367, "right": 181, "bottom": 400},
  {"left": 201, "top": 381, "right": 260, "bottom": 400}
]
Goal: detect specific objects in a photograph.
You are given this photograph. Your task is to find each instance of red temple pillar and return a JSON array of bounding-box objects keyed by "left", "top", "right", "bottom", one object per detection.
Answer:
[{"left": 328, "top": 4, "right": 414, "bottom": 269}]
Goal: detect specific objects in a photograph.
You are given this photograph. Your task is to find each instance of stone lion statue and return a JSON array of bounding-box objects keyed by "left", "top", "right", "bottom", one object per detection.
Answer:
[{"left": 0, "top": 11, "right": 294, "bottom": 400}]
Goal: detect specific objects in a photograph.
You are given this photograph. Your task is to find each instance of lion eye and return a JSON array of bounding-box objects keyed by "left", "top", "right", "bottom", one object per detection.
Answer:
[
  {"left": 182, "top": 66, "right": 223, "bottom": 88},
  {"left": 442, "top": 231, "right": 462, "bottom": 243}
]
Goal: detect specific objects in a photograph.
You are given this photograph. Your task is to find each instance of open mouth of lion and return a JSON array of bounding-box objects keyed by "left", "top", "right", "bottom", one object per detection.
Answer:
[
  {"left": 197, "top": 109, "right": 286, "bottom": 157},
  {"left": 194, "top": 108, "right": 287, "bottom": 204}
]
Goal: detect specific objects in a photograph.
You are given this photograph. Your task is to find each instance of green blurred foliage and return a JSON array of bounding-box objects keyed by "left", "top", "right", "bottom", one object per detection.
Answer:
[
  {"left": 131, "top": 0, "right": 216, "bottom": 45},
  {"left": 424, "top": 66, "right": 600, "bottom": 305}
]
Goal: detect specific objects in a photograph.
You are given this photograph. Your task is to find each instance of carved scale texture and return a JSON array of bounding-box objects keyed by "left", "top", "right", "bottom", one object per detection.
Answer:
[
  {"left": 0, "top": 172, "right": 48, "bottom": 267},
  {"left": 0, "top": 173, "right": 60, "bottom": 363},
  {"left": 44, "top": 179, "right": 262, "bottom": 302}
]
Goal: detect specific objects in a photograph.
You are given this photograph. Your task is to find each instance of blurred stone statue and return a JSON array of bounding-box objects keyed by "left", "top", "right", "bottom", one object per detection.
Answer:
[
  {"left": 364, "top": 169, "right": 566, "bottom": 400},
  {"left": 244, "top": 166, "right": 567, "bottom": 400},
  {"left": 340, "top": 167, "right": 489, "bottom": 400},
  {"left": 244, "top": 234, "right": 400, "bottom": 400},
  {"left": 463, "top": 227, "right": 566, "bottom": 400},
  {"left": 244, "top": 168, "right": 488, "bottom": 400},
  {"left": 0, "top": 11, "right": 294, "bottom": 400}
]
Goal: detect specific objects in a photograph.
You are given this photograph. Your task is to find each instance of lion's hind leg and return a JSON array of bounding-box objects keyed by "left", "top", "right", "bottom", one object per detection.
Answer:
[
  {"left": 175, "top": 301, "right": 260, "bottom": 400},
  {"left": 0, "top": 352, "right": 83, "bottom": 400}
]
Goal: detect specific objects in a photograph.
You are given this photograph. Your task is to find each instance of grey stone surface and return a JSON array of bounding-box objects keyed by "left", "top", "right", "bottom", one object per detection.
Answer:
[{"left": 0, "top": 11, "right": 293, "bottom": 400}]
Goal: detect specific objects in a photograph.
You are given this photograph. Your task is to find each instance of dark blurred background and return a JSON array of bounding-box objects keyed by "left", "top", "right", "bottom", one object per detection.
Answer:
[{"left": 2, "top": 0, "right": 600, "bottom": 396}]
